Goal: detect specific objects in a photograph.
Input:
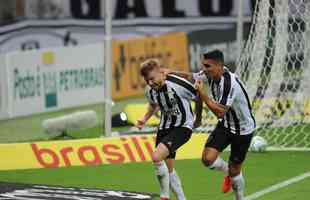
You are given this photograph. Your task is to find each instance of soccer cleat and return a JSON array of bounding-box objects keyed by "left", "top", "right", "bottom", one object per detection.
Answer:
[
  {"left": 221, "top": 175, "right": 232, "bottom": 193},
  {"left": 159, "top": 198, "right": 170, "bottom": 200}
]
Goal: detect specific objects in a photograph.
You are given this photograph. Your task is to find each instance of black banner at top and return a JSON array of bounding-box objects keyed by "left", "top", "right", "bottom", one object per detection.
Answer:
[{"left": 26, "top": 0, "right": 256, "bottom": 21}]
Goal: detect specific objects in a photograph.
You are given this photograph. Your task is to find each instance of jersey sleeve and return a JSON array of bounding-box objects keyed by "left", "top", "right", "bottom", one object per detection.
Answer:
[
  {"left": 176, "top": 76, "right": 197, "bottom": 100},
  {"left": 167, "top": 75, "right": 197, "bottom": 100},
  {"left": 184, "top": 82, "right": 197, "bottom": 100},
  {"left": 193, "top": 70, "right": 208, "bottom": 81},
  {"left": 219, "top": 73, "right": 236, "bottom": 107}
]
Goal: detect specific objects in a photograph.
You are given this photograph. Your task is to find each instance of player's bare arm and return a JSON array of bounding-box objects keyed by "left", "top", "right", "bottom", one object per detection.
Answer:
[
  {"left": 161, "top": 68, "right": 194, "bottom": 83},
  {"left": 195, "top": 80, "right": 228, "bottom": 118},
  {"left": 193, "top": 95, "right": 203, "bottom": 128},
  {"left": 136, "top": 103, "right": 160, "bottom": 129}
]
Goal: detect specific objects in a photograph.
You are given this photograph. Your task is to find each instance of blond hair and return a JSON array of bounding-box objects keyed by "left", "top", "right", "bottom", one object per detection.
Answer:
[{"left": 140, "top": 59, "right": 161, "bottom": 77}]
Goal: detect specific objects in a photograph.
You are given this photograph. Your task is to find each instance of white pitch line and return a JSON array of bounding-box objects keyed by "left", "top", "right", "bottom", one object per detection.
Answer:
[{"left": 245, "top": 171, "right": 310, "bottom": 200}]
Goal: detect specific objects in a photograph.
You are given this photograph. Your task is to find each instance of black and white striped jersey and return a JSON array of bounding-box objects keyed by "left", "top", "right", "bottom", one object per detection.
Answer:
[
  {"left": 145, "top": 74, "right": 197, "bottom": 130},
  {"left": 193, "top": 67, "right": 256, "bottom": 135}
]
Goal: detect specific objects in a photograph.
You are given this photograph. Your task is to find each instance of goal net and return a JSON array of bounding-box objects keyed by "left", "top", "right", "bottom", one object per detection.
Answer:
[
  {"left": 198, "top": 0, "right": 310, "bottom": 150},
  {"left": 236, "top": 0, "right": 310, "bottom": 150}
]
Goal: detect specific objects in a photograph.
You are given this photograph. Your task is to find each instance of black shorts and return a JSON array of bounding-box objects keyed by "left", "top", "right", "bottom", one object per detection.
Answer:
[
  {"left": 156, "top": 127, "right": 192, "bottom": 159},
  {"left": 205, "top": 123, "right": 253, "bottom": 164}
]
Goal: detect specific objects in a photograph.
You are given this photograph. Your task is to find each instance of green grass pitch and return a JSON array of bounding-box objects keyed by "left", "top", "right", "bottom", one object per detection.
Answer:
[{"left": 0, "top": 152, "right": 309, "bottom": 200}]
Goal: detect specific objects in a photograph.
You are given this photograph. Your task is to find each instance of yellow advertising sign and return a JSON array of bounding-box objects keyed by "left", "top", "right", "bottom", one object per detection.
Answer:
[
  {"left": 112, "top": 32, "right": 190, "bottom": 100},
  {"left": 0, "top": 134, "right": 207, "bottom": 171}
]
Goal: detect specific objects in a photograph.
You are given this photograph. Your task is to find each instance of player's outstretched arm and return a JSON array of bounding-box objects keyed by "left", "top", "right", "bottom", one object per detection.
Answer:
[
  {"left": 161, "top": 68, "right": 194, "bottom": 83},
  {"left": 195, "top": 80, "right": 228, "bottom": 119},
  {"left": 193, "top": 95, "right": 203, "bottom": 128},
  {"left": 136, "top": 103, "right": 159, "bottom": 129}
]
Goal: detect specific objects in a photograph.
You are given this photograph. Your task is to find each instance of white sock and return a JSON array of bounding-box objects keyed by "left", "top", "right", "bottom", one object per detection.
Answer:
[
  {"left": 155, "top": 161, "right": 170, "bottom": 198},
  {"left": 209, "top": 157, "right": 229, "bottom": 174},
  {"left": 231, "top": 173, "right": 245, "bottom": 200},
  {"left": 169, "top": 169, "right": 186, "bottom": 200}
]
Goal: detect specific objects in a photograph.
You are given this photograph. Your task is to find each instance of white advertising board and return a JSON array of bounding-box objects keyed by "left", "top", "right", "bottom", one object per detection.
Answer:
[{"left": 5, "top": 43, "right": 105, "bottom": 118}]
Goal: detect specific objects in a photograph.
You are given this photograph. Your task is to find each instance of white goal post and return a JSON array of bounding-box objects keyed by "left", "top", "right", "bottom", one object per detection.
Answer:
[{"left": 104, "top": 0, "right": 113, "bottom": 137}]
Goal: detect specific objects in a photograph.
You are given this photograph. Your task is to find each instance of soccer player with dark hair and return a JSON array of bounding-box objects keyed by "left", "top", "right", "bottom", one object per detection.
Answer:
[
  {"left": 136, "top": 59, "right": 202, "bottom": 200},
  {"left": 164, "top": 50, "right": 255, "bottom": 200}
]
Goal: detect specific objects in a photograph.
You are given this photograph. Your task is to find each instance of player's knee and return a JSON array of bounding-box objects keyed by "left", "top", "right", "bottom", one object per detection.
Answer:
[
  {"left": 201, "top": 154, "right": 216, "bottom": 167},
  {"left": 167, "top": 166, "right": 174, "bottom": 173},
  {"left": 151, "top": 152, "right": 162, "bottom": 163}
]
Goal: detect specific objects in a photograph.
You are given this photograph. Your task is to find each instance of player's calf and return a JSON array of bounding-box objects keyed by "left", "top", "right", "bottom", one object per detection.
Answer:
[
  {"left": 152, "top": 144, "right": 171, "bottom": 199},
  {"left": 221, "top": 163, "right": 242, "bottom": 194},
  {"left": 202, "top": 154, "right": 229, "bottom": 174},
  {"left": 169, "top": 169, "right": 186, "bottom": 200},
  {"left": 154, "top": 161, "right": 170, "bottom": 199},
  {"left": 231, "top": 173, "right": 245, "bottom": 200}
]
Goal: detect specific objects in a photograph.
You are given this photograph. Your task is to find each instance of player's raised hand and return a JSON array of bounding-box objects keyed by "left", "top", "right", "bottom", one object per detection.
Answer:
[
  {"left": 135, "top": 119, "right": 146, "bottom": 130},
  {"left": 194, "top": 80, "right": 204, "bottom": 94},
  {"left": 160, "top": 68, "right": 171, "bottom": 76}
]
